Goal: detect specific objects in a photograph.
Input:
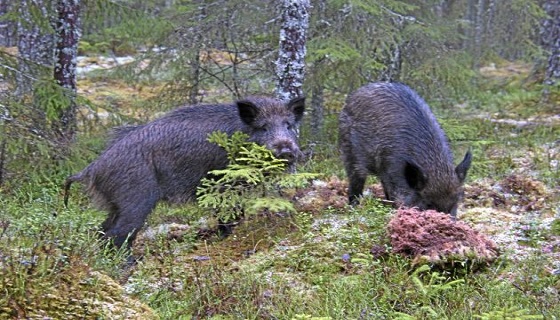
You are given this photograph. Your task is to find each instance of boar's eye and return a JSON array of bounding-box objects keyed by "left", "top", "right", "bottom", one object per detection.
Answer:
[
  {"left": 258, "top": 126, "right": 268, "bottom": 132},
  {"left": 285, "top": 121, "right": 293, "bottom": 130}
]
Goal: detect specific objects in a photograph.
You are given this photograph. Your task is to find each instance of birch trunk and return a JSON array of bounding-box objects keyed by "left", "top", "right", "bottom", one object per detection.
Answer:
[
  {"left": 275, "top": 0, "right": 310, "bottom": 101},
  {"left": 473, "top": 0, "right": 486, "bottom": 68},
  {"left": 16, "top": 0, "right": 54, "bottom": 97}
]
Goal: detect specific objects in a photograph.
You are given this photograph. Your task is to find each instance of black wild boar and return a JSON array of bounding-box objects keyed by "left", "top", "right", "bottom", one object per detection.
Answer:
[
  {"left": 65, "top": 96, "right": 305, "bottom": 248},
  {"left": 338, "top": 82, "right": 471, "bottom": 216}
]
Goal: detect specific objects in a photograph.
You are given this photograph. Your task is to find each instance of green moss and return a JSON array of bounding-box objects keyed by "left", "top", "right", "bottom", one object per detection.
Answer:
[
  {"left": 551, "top": 219, "right": 560, "bottom": 236},
  {"left": 0, "top": 254, "right": 157, "bottom": 319}
]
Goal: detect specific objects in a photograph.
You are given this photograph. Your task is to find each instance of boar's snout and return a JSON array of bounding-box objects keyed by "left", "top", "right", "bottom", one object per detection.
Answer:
[{"left": 272, "top": 140, "right": 300, "bottom": 163}]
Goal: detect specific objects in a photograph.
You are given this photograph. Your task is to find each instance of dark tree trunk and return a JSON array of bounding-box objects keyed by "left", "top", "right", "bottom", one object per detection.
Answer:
[
  {"left": 275, "top": 0, "right": 310, "bottom": 101},
  {"left": 16, "top": 0, "right": 55, "bottom": 97},
  {"left": 485, "top": 0, "right": 496, "bottom": 51},
  {"left": 309, "top": 84, "right": 324, "bottom": 139},
  {"left": 307, "top": 0, "right": 325, "bottom": 138},
  {"left": 463, "top": 0, "right": 476, "bottom": 50},
  {"left": 0, "top": 137, "right": 5, "bottom": 186},
  {"left": 53, "top": 0, "right": 81, "bottom": 141},
  {"left": 188, "top": 49, "right": 201, "bottom": 104},
  {"left": 187, "top": 2, "right": 206, "bottom": 105},
  {"left": 0, "top": 0, "right": 16, "bottom": 46},
  {"left": 542, "top": 0, "right": 560, "bottom": 86}
]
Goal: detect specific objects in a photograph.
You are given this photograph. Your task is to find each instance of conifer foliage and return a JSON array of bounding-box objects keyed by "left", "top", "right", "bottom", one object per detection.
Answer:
[{"left": 197, "top": 132, "right": 315, "bottom": 224}]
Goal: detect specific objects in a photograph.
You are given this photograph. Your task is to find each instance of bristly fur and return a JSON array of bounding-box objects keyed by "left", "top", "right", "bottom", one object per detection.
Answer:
[
  {"left": 64, "top": 96, "right": 305, "bottom": 248},
  {"left": 339, "top": 82, "right": 471, "bottom": 215}
]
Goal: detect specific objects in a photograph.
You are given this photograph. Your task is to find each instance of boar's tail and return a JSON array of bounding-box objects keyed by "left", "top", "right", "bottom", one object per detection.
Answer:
[{"left": 63, "top": 174, "right": 80, "bottom": 208}]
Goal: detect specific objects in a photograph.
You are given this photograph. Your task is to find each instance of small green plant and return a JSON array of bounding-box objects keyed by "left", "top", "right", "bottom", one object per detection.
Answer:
[
  {"left": 292, "top": 315, "right": 332, "bottom": 320},
  {"left": 401, "top": 264, "right": 466, "bottom": 317},
  {"left": 474, "top": 307, "right": 544, "bottom": 320},
  {"left": 551, "top": 219, "right": 560, "bottom": 236},
  {"left": 197, "top": 131, "right": 316, "bottom": 223},
  {"left": 409, "top": 265, "right": 466, "bottom": 300}
]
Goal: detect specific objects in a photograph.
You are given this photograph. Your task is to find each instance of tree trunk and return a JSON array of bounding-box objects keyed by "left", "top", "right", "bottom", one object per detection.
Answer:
[
  {"left": 0, "top": 0, "right": 16, "bottom": 46},
  {"left": 187, "top": 2, "right": 206, "bottom": 105},
  {"left": 275, "top": 0, "right": 310, "bottom": 101},
  {"left": 485, "top": 0, "right": 496, "bottom": 52},
  {"left": 16, "top": 0, "right": 55, "bottom": 97},
  {"left": 463, "top": 0, "right": 476, "bottom": 50},
  {"left": 473, "top": 0, "right": 486, "bottom": 68},
  {"left": 53, "top": 0, "right": 81, "bottom": 142},
  {"left": 309, "top": 84, "right": 324, "bottom": 139},
  {"left": 188, "top": 49, "right": 201, "bottom": 104},
  {"left": 542, "top": 0, "right": 560, "bottom": 86}
]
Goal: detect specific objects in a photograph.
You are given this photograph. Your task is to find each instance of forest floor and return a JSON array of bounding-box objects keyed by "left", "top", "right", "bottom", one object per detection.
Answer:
[
  {"left": 94, "top": 59, "right": 560, "bottom": 317},
  {"left": 1, "top": 58, "right": 559, "bottom": 319}
]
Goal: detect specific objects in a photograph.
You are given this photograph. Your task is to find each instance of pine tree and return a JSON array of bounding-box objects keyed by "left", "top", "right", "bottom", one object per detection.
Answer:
[{"left": 53, "top": 0, "right": 81, "bottom": 142}]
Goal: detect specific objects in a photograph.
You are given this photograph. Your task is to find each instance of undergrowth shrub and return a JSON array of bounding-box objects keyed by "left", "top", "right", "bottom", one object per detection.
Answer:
[
  {"left": 197, "top": 131, "right": 317, "bottom": 223},
  {"left": 0, "top": 196, "right": 129, "bottom": 318}
]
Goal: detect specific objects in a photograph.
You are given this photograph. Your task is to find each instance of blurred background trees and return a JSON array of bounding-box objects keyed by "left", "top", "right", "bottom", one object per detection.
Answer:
[
  {"left": 0, "top": 0, "right": 557, "bottom": 186},
  {"left": 541, "top": 0, "right": 559, "bottom": 88}
]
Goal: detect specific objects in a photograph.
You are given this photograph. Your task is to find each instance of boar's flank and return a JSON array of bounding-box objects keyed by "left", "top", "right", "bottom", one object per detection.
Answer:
[
  {"left": 338, "top": 82, "right": 471, "bottom": 216},
  {"left": 64, "top": 96, "right": 305, "bottom": 248}
]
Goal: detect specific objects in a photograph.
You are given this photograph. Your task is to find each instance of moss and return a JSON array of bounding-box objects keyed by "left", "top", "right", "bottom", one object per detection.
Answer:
[
  {"left": 551, "top": 219, "right": 560, "bottom": 237},
  {"left": 1, "top": 255, "right": 157, "bottom": 319}
]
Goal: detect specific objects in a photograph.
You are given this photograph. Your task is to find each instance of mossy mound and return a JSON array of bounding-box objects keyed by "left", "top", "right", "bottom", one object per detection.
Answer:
[{"left": 0, "top": 257, "right": 157, "bottom": 319}]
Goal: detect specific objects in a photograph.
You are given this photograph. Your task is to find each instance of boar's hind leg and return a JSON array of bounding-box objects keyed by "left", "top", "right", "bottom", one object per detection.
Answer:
[
  {"left": 102, "top": 190, "right": 160, "bottom": 249},
  {"left": 343, "top": 152, "right": 367, "bottom": 205}
]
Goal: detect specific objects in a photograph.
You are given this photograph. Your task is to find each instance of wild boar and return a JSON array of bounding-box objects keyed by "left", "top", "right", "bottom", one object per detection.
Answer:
[
  {"left": 65, "top": 96, "right": 305, "bottom": 248},
  {"left": 338, "top": 82, "right": 471, "bottom": 216}
]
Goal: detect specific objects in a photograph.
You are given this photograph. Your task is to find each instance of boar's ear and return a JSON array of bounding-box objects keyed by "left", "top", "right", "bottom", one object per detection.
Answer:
[
  {"left": 237, "top": 100, "right": 260, "bottom": 125},
  {"left": 404, "top": 161, "right": 427, "bottom": 191},
  {"left": 455, "top": 150, "right": 472, "bottom": 182},
  {"left": 287, "top": 96, "right": 305, "bottom": 122}
]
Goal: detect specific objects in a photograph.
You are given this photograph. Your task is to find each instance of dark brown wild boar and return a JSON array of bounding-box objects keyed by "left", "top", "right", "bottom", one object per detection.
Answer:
[
  {"left": 338, "top": 82, "right": 471, "bottom": 216},
  {"left": 65, "top": 96, "right": 305, "bottom": 248}
]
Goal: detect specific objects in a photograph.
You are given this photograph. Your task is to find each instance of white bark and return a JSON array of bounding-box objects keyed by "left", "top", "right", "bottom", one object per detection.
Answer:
[
  {"left": 473, "top": 0, "right": 486, "bottom": 67},
  {"left": 275, "top": 0, "right": 310, "bottom": 102},
  {"left": 16, "top": 0, "right": 54, "bottom": 97}
]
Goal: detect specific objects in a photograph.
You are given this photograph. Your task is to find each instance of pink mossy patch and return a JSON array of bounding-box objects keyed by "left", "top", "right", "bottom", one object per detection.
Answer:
[{"left": 388, "top": 208, "right": 499, "bottom": 269}]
